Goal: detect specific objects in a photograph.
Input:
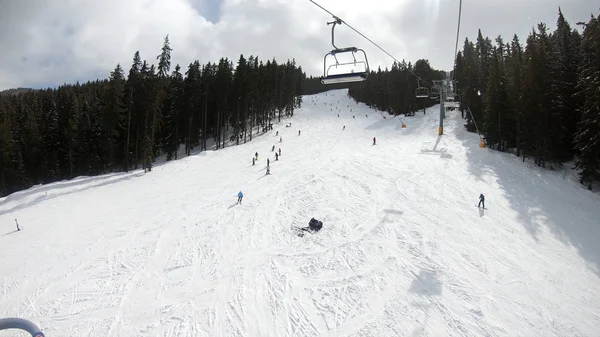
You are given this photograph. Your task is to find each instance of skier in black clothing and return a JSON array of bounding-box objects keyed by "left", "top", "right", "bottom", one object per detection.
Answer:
[{"left": 478, "top": 194, "right": 485, "bottom": 208}]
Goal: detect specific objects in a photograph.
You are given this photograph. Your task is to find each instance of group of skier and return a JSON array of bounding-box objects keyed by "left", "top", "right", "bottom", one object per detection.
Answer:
[
  {"left": 239, "top": 112, "right": 487, "bottom": 210},
  {"left": 239, "top": 127, "right": 292, "bottom": 204}
]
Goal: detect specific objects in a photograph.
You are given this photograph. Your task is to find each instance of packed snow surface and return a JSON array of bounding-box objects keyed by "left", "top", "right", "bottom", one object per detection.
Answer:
[{"left": 1, "top": 89, "right": 600, "bottom": 337}]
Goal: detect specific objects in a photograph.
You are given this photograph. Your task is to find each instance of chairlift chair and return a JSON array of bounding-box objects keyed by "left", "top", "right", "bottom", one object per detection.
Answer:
[
  {"left": 444, "top": 93, "right": 460, "bottom": 108},
  {"left": 429, "top": 87, "right": 440, "bottom": 100},
  {"left": 415, "top": 80, "right": 429, "bottom": 98},
  {"left": 321, "top": 18, "right": 370, "bottom": 85},
  {"left": 415, "top": 87, "right": 429, "bottom": 98}
]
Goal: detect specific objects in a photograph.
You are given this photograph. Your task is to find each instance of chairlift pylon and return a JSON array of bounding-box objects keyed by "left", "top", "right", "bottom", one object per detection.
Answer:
[{"left": 321, "top": 18, "right": 370, "bottom": 85}]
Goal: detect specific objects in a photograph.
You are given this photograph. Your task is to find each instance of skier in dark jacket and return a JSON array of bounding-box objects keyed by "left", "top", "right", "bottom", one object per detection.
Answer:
[
  {"left": 478, "top": 194, "right": 485, "bottom": 208},
  {"left": 237, "top": 191, "right": 244, "bottom": 204}
]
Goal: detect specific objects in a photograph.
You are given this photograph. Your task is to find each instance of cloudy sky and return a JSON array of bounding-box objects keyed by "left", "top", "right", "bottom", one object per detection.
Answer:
[{"left": 0, "top": 0, "right": 597, "bottom": 90}]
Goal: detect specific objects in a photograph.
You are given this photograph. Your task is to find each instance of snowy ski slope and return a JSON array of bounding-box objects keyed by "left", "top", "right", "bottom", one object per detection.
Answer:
[{"left": 1, "top": 89, "right": 600, "bottom": 336}]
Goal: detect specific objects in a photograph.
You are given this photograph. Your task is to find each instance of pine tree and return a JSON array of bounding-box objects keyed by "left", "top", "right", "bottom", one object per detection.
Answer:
[
  {"left": 157, "top": 35, "right": 172, "bottom": 78},
  {"left": 549, "top": 8, "right": 582, "bottom": 161},
  {"left": 124, "top": 51, "right": 142, "bottom": 171},
  {"left": 574, "top": 14, "right": 600, "bottom": 188},
  {"left": 162, "top": 64, "right": 184, "bottom": 160},
  {"left": 507, "top": 34, "right": 524, "bottom": 156},
  {"left": 483, "top": 45, "right": 509, "bottom": 150},
  {"left": 102, "top": 64, "right": 126, "bottom": 170}
]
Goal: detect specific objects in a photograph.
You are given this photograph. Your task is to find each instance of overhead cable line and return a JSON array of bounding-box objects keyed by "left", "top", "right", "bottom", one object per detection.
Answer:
[{"left": 450, "top": 0, "right": 463, "bottom": 83}]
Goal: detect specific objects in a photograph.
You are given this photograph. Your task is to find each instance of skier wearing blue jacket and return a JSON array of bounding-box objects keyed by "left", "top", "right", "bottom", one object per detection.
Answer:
[{"left": 237, "top": 191, "right": 243, "bottom": 204}]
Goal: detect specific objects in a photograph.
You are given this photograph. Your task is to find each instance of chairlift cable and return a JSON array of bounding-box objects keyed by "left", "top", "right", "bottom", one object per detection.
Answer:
[
  {"left": 308, "top": 0, "right": 431, "bottom": 88},
  {"left": 450, "top": 0, "right": 463, "bottom": 83}
]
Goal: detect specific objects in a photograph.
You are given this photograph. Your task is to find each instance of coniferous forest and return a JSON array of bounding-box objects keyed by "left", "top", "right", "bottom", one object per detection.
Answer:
[
  {"left": 347, "top": 59, "right": 446, "bottom": 116},
  {"left": 0, "top": 36, "right": 304, "bottom": 197},
  {"left": 347, "top": 9, "right": 600, "bottom": 190}
]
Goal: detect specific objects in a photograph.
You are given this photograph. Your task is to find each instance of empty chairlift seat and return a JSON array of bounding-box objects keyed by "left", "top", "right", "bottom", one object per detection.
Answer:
[{"left": 320, "top": 18, "right": 370, "bottom": 85}]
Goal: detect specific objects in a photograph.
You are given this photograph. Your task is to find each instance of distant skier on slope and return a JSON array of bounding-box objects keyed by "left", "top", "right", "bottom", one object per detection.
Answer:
[
  {"left": 478, "top": 194, "right": 485, "bottom": 208},
  {"left": 275, "top": 152, "right": 279, "bottom": 161},
  {"left": 255, "top": 152, "right": 258, "bottom": 160},
  {"left": 343, "top": 125, "right": 345, "bottom": 130},
  {"left": 373, "top": 137, "right": 376, "bottom": 145},
  {"left": 237, "top": 191, "right": 244, "bottom": 204},
  {"left": 252, "top": 157, "right": 255, "bottom": 166}
]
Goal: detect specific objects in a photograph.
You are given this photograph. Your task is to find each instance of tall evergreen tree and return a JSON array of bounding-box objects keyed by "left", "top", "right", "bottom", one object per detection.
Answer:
[
  {"left": 157, "top": 35, "right": 172, "bottom": 78},
  {"left": 574, "top": 14, "right": 600, "bottom": 188}
]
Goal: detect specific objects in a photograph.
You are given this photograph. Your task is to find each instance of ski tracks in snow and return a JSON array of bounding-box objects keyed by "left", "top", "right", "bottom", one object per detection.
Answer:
[{"left": 3, "top": 89, "right": 600, "bottom": 337}]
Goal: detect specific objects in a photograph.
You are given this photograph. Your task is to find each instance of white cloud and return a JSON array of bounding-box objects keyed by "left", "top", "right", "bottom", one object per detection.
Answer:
[{"left": 0, "top": 0, "right": 597, "bottom": 90}]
